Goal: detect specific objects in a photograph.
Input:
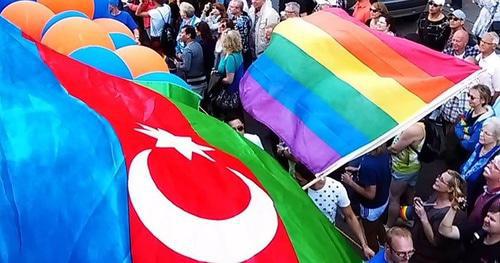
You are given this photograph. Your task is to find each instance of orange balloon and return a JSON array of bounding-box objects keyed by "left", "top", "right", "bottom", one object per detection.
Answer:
[
  {"left": 42, "top": 17, "right": 114, "bottom": 55},
  {"left": 115, "top": 46, "right": 169, "bottom": 78},
  {"left": 37, "top": 0, "right": 94, "bottom": 18},
  {"left": 0, "top": 1, "right": 55, "bottom": 40},
  {"left": 94, "top": 18, "right": 134, "bottom": 39}
]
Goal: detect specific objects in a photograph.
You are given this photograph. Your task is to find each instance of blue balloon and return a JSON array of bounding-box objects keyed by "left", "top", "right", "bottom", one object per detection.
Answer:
[
  {"left": 41, "top": 10, "right": 88, "bottom": 37},
  {"left": 109, "top": 32, "right": 136, "bottom": 49},
  {"left": 135, "top": 72, "right": 191, "bottom": 90},
  {"left": 70, "top": 46, "right": 133, "bottom": 79},
  {"left": 93, "top": 0, "right": 111, "bottom": 18},
  {"left": 0, "top": 0, "right": 29, "bottom": 13}
]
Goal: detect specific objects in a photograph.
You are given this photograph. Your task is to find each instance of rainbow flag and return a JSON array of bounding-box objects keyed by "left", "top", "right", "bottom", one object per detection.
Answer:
[
  {"left": 0, "top": 17, "right": 360, "bottom": 262},
  {"left": 240, "top": 9, "right": 481, "bottom": 175}
]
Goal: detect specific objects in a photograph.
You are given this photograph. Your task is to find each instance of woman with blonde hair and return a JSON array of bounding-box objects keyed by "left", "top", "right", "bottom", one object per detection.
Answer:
[
  {"left": 411, "top": 170, "right": 467, "bottom": 262},
  {"left": 454, "top": 84, "right": 494, "bottom": 166},
  {"left": 212, "top": 29, "right": 244, "bottom": 119},
  {"left": 461, "top": 116, "right": 500, "bottom": 204}
]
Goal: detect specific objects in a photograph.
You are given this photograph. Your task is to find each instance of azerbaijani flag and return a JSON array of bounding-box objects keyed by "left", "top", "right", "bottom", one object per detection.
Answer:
[
  {"left": 0, "top": 17, "right": 360, "bottom": 262},
  {"left": 240, "top": 9, "right": 482, "bottom": 175}
]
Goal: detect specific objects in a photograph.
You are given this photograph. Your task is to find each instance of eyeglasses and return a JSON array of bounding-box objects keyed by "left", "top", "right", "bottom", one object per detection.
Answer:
[
  {"left": 448, "top": 15, "right": 461, "bottom": 21},
  {"left": 481, "top": 129, "right": 494, "bottom": 137},
  {"left": 428, "top": 1, "right": 442, "bottom": 7},
  {"left": 389, "top": 245, "right": 415, "bottom": 259},
  {"left": 370, "top": 8, "right": 380, "bottom": 12},
  {"left": 480, "top": 40, "right": 495, "bottom": 45}
]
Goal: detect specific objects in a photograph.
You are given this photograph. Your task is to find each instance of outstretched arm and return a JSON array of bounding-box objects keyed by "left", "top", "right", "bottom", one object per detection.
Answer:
[
  {"left": 388, "top": 124, "right": 423, "bottom": 154},
  {"left": 341, "top": 205, "right": 375, "bottom": 260}
]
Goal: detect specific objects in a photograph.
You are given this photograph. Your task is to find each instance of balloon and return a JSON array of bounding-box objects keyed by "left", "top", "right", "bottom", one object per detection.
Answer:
[
  {"left": 93, "top": 0, "right": 110, "bottom": 19},
  {"left": 115, "top": 45, "right": 169, "bottom": 78},
  {"left": 41, "top": 10, "right": 88, "bottom": 37},
  {"left": 37, "top": 0, "right": 95, "bottom": 19},
  {"left": 42, "top": 17, "right": 114, "bottom": 55},
  {"left": 109, "top": 32, "right": 136, "bottom": 49},
  {"left": 135, "top": 72, "right": 190, "bottom": 90},
  {"left": 70, "top": 46, "right": 133, "bottom": 79},
  {"left": 1, "top": 1, "right": 54, "bottom": 40},
  {"left": 94, "top": 18, "right": 134, "bottom": 38}
]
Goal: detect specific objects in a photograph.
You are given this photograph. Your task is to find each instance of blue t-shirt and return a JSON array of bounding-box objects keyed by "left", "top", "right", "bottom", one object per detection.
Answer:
[
  {"left": 109, "top": 11, "right": 138, "bottom": 31},
  {"left": 358, "top": 153, "right": 391, "bottom": 208},
  {"left": 217, "top": 52, "right": 244, "bottom": 92},
  {"left": 369, "top": 248, "right": 387, "bottom": 263}
]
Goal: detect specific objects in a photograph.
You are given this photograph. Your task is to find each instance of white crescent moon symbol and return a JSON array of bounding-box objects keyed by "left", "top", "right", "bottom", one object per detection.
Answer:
[{"left": 128, "top": 149, "right": 279, "bottom": 262}]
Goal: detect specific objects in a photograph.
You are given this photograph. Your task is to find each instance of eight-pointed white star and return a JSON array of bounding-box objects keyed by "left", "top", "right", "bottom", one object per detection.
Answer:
[{"left": 135, "top": 123, "right": 215, "bottom": 162}]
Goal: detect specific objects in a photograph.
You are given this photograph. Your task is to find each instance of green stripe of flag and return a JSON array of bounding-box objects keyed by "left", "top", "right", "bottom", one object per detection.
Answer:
[
  {"left": 175, "top": 102, "right": 362, "bottom": 263},
  {"left": 135, "top": 80, "right": 201, "bottom": 109},
  {"left": 266, "top": 34, "right": 397, "bottom": 139}
]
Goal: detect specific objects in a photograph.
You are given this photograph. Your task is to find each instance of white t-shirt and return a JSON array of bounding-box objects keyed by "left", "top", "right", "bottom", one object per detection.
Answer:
[
  {"left": 476, "top": 52, "right": 500, "bottom": 93},
  {"left": 243, "top": 133, "right": 264, "bottom": 150},
  {"left": 454, "top": 52, "right": 465, "bottom": 60},
  {"left": 307, "top": 177, "right": 350, "bottom": 224},
  {"left": 148, "top": 5, "right": 171, "bottom": 37}
]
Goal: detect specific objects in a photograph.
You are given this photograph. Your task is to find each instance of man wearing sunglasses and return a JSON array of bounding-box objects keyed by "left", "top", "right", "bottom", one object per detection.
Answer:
[
  {"left": 415, "top": 0, "right": 451, "bottom": 51},
  {"left": 442, "top": 10, "right": 480, "bottom": 53},
  {"left": 449, "top": 9, "right": 466, "bottom": 32},
  {"left": 369, "top": 226, "right": 414, "bottom": 263}
]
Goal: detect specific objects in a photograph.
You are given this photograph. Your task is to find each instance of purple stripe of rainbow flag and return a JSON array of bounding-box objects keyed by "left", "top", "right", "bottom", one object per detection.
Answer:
[{"left": 240, "top": 9, "right": 481, "bottom": 174}]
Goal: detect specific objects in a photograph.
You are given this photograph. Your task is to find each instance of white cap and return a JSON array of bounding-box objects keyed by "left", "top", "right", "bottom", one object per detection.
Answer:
[{"left": 431, "top": 0, "right": 445, "bottom": 6}]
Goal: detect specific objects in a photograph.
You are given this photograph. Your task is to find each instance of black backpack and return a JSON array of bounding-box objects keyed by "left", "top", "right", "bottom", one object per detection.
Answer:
[
  {"left": 418, "top": 119, "right": 446, "bottom": 163},
  {"left": 158, "top": 8, "right": 176, "bottom": 57}
]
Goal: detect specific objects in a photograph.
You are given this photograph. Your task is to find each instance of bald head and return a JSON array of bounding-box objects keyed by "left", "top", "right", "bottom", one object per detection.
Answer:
[{"left": 451, "top": 29, "right": 469, "bottom": 55}]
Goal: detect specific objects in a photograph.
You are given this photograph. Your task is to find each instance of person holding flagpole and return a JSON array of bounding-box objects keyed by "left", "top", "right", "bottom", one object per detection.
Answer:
[{"left": 294, "top": 162, "right": 375, "bottom": 260}]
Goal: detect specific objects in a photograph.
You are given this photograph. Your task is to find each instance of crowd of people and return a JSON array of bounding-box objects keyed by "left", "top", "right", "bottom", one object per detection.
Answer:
[{"left": 109, "top": 0, "right": 500, "bottom": 262}]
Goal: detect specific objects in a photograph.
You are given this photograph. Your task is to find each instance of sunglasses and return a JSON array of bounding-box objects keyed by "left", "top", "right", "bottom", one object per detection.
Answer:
[
  {"left": 436, "top": 173, "right": 450, "bottom": 186},
  {"left": 428, "top": 1, "right": 442, "bottom": 7},
  {"left": 448, "top": 15, "right": 461, "bottom": 21},
  {"left": 370, "top": 8, "right": 380, "bottom": 12},
  {"left": 468, "top": 93, "right": 479, "bottom": 100},
  {"left": 232, "top": 125, "right": 244, "bottom": 132}
]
